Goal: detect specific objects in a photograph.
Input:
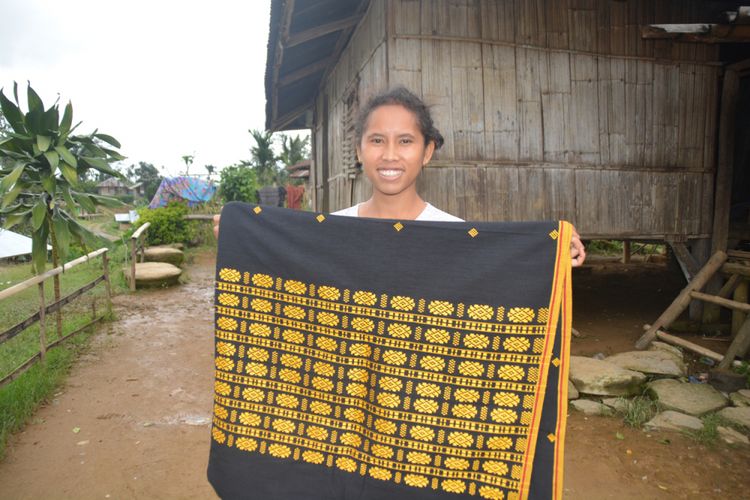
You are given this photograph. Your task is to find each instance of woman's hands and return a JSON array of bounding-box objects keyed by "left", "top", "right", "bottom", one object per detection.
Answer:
[
  {"left": 213, "top": 214, "right": 220, "bottom": 239},
  {"left": 570, "top": 227, "right": 586, "bottom": 267}
]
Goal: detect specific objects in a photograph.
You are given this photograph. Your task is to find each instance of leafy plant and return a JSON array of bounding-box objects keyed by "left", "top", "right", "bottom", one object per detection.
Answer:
[
  {"left": 0, "top": 82, "right": 124, "bottom": 272},
  {"left": 133, "top": 202, "right": 194, "bottom": 246},
  {"left": 622, "top": 395, "right": 658, "bottom": 428},
  {"left": 219, "top": 164, "right": 257, "bottom": 203}
]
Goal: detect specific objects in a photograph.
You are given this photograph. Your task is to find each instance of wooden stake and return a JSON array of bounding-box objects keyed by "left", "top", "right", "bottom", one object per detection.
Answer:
[
  {"left": 636, "top": 251, "right": 727, "bottom": 349},
  {"left": 102, "top": 251, "right": 113, "bottom": 317},
  {"left": 731, "top": 280, "right": 748, "bottom": 337},
  {"left": 718, "top": 316, "right": 750, "bottom": 370},
  {"left": 622, "top": 241, "right": 631, "bottom": 264},
  {"left": 37, "top": 282, "right": 47, "bottom": 361},
  {"left": 645, "top": 325, "right": 742, "bottom": 368}
]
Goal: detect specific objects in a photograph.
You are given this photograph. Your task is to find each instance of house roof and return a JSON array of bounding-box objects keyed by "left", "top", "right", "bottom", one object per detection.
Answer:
[
  {"left": 265, "top": 0, "right": 370, "bottom": 131},
  {"left": 286, "top": 159, "right": 311, "bottom": 172},
  {"left": 0, "top": 229, "right": 51, "bottom": 259},
  {"left": 97, "top": 177, "right": 135, "bottom": 189}
]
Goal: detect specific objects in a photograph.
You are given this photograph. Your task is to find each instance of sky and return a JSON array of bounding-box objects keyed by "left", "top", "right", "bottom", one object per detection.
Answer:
[{"left": 0, "top": 0, "right": 303, "bottom": 177}]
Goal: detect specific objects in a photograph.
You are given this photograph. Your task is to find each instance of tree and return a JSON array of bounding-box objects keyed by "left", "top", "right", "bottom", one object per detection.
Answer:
[
  {"left": 279, "top": 134, "right": 309, "bottom": 170},
  {"left": 244, "top": 129, "right": 280, "bottom": 186},
  {"left": 0, "top": 82, "right": 124, "bottom": 335},
  {"left": 205, "top": 164, "right": 215, "bottom": 181},
  {"left": 219, "top": 164, "right": 257, "bottom": 203},
  {"left": 181, "top": 154, "right": 194, "bottom": 176},
  {"left": 132, "top": 161, "right": 162, "bottom": 200}
]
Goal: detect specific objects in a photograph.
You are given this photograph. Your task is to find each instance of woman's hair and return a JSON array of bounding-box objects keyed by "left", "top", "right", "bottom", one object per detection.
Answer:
[{"left": 355, "top": 86, "right": 444, "bottom": 150}]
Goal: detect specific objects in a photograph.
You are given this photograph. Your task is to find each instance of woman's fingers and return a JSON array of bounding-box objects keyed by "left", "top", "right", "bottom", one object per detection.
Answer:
[
  {"left": 213, "top": 214, "right": 221, "bottom": 239},
  {"left": 570, "top": 228, "right": 586, "bottom": 267}
]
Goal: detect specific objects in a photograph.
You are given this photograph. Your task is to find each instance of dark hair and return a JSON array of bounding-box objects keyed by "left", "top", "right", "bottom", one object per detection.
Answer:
[{"left": 355, "top": 87, "right": 444, "bottom": 150}]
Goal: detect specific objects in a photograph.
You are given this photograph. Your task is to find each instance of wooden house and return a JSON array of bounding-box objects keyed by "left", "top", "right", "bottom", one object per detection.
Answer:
[
  {"left": 264, "top": 0, "right": 750, "bottom": 270},
  {"left": 96, "top": 177, "right": 145, "bottom": 198}
]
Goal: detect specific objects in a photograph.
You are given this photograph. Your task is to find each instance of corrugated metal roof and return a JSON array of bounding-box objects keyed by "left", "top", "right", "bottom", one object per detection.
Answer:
[{"left": 0, "top": 230, "right": 51, "bottom": 259}]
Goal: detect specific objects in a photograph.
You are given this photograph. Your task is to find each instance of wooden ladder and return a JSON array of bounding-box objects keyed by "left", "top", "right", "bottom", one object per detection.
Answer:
[{"left": 636, "top": 250, "right": 750, "bottom": 369}]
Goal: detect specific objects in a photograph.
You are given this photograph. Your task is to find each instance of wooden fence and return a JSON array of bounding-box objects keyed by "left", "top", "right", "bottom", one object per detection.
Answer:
[
  {"left": 0, "top": 248, "right": 112, "bottom": 388},
  {"left": 129, "top": 222, "right": 150, "bottom": 291}
]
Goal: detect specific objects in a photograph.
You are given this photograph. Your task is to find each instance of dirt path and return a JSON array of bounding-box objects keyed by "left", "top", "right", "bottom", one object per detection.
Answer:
[{"left": 0, "top": 254, "right": 748, "bottom": 499}]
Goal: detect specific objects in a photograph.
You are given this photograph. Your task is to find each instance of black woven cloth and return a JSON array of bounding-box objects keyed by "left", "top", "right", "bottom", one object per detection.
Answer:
[{"left": 208, "top": 202, "right": 573, "bottom": 500}]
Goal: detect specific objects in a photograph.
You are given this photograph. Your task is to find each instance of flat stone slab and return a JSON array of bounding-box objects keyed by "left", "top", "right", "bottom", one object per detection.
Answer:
[
  {"left": 648, "top": 379, "right": 728, "bottom": 416},
  {"left": 717, "top": 426, "right": 749, "bottom": 445},
  {"left": 569, "top": 356, "right": 646, "bottom": 396},
  {"left": 644, "top": 410, "right": 703, "bottom": 432},
  {"left": 129, "top": 262, "right": 182, "bottom": 288},
  {"left": 718, "top": 407, "right": 750, "bottom": 429},
  {"left": 568, "top": 380, "right": 579, "bottom": 400},
  {"left": 601, "top": 397, "right": 629, "bottom": 413},
  {"left": 730, "top": 389, "right": 750, "bottom": 407},
  {"left": 648, "top": 341, "right": 683, "bottom": 359},
  {"left": 570, "top": 399, "right": 613, "bottom": 416},
  {"left": 605, "top": 350, "right": 686, "bottom": 377},
  {"left": 144, "top": 246, "right": 184, "bottom": 266}
]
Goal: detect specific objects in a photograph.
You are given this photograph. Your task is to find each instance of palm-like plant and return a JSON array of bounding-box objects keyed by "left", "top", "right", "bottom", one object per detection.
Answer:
[{"left": 0, "top": 82, "right": 124, "bottom": 318}]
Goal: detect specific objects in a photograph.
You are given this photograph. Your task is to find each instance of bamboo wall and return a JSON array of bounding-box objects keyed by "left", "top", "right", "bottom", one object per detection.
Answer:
[{"left": 312, "top": 0, "right": 721, "bottom": 238}]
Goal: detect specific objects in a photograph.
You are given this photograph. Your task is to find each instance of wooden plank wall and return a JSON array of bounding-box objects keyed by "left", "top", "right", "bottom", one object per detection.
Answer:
[{"left": 317, "top": 0, "right": 720, "bottom": 239}]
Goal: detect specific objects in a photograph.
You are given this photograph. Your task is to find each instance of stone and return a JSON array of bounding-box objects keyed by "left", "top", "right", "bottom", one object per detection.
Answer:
[
  {"left": 570, "top": 399, "right": 613, "bottom": 416},
  {"left": 718, "top": 407, "right": 750, "bottom": 429},
  {"left": 605, "top": 350, "right": 686, "bottom": 377},
  {"left": 569, "top": 356, "right": 647, "bottom": 396},
  {"left": 568, "top": 380, "right": 579, "bottom": 400},
  {"left": 648, "top": 341, "right": 683, "bottom": 360},
  {"left": 708, "top": 369, "right": 747, "bottom": 393},
  {"left": 601, "top": 397, "right": 630, "bottom": 413},
  {"left": 717, "top": 426, "right": 749, "bottom": 445},
  {"left": 644, "top": 411, "right": 703, "bottom": 432},
  {"left": 730, "top": 389, "right": 750, "bottom": 407},
  {"left": 648, "top": 379, "right": 728, "bottom": 416},
  {"left": 128, "top": 262, "right": 182, "bottom": 288},
  {"left": 143, "top": 246, "right": 184, "bottom": 266}
]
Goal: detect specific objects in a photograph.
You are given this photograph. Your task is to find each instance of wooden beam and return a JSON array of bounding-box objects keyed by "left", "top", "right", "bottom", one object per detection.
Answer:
[
  {"left": 287, "top": 15, "right": 361, "bottom": 48},
  {"left": 718, "top": 315, "right": 750, "bottom": 369},
  {"left": 279, "top": 57, "right": 332, "bottom": 86},
  {"left": 636, "top": 251, "right": 727, "bottom": 349},
  {"left": 689, "top": 291, "right": 750, "bottom": 313},
  {"left": 669, "top": 242, "right": 700, "bottom": 281},
  {"left": 645, "top": 325, "right": 742, "bottom": 368},
  {"left": 722, "top": 262, "right": 750, "bottom": 278},
  {"left": 641, "top": 23, "right": 750, "bottom": 43}
]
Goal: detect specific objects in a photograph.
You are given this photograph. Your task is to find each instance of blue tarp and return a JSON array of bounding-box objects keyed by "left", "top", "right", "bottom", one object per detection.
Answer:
[{"left": 149, "top": 176, "right": 216, "bottom": 209}]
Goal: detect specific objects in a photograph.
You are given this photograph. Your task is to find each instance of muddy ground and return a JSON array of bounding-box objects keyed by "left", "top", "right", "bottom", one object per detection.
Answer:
[{"left": 0, "top": 252, "right": 748, "bottom": 499}]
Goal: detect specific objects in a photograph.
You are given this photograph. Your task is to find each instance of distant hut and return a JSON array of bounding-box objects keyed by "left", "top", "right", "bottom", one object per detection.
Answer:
[
  {"left": 264, "top": 0, "right": 750, "bottom": 273},
  {"left": 96, "top": 178, "right": 145, "bottom": 198}
]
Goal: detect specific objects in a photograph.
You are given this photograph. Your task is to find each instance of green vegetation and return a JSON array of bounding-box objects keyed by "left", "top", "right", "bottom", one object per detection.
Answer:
[
  {"left": 621, "top": 395, "right": 658, "bottom": 428},
  {"left": 132, "top": 202, "right": 195, "bottom": 246},
  {"left": 0, "top": 245, "right": 129, "bottom": 458},
  {"left": 219, "top": 164, "right": 258, "bottom": 203}
]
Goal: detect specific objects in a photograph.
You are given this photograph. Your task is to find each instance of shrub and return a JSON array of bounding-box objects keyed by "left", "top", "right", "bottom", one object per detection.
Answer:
[
  {"left": 133, "top": 202, "right": 194, "bottom": 245},
  {"left": 219, "top": 165, "right": 257, "bottom": 203}
]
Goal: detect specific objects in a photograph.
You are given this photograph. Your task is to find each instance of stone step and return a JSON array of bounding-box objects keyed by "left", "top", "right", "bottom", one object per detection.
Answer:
[
  {"left": 143, "top": 246, "right": 185, "bottom": 266},
  {"left": 124, "top": 262, "right": 182, "bottom": 288}
]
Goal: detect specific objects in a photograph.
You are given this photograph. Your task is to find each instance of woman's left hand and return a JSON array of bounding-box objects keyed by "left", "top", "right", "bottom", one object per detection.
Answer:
[{"left": 570, "top": 226, "right": 586, "bottom": 267}]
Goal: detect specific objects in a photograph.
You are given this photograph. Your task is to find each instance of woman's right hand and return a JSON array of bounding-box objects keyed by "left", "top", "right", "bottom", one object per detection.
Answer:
[{"left": 213, "top": 214, "right": 220, "bottom": 240}]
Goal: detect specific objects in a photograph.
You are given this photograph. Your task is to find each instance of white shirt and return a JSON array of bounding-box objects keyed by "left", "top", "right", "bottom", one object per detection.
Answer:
[{"left": 331, "top": 203, "right": 464, "bottom": 222}]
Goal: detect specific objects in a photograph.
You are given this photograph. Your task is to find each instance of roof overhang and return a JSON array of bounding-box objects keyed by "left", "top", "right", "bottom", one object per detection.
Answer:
[{"left": 265, "top": 0, "right": 370, "bottom": 131}]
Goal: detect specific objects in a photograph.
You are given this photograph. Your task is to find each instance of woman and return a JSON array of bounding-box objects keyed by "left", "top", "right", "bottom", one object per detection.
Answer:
[{"left": 214, "top": 86, "right": 586, "bottom": 266}]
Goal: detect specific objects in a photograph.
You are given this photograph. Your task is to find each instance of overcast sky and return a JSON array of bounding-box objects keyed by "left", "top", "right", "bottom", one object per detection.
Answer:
[{"left": 0, "top": 0, "right": 301, "bottom": 177}]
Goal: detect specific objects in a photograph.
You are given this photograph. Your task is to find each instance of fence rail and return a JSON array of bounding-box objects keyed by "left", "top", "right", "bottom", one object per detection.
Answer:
[
  {"left": 0, "top": 248, "right": 112, "bottom": 388},
  {"left": 129, "top": 222, "right": 150, "bottom": 291}
]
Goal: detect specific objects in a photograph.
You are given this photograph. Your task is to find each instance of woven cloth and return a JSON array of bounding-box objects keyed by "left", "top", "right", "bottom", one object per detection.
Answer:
[{"left": 208, "top": 202, "right": 573, "bottom": 500}]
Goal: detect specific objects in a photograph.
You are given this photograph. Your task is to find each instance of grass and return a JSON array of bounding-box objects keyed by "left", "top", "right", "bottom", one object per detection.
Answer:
[
  {"left": 621, "top": 395, "right": 658, "bottom": 428},
  {"left": 0, "top": 242, "right": 130, "bottom": 458},
  {"left": 684, "top": 413, "right": 741, "bottom": 445}
]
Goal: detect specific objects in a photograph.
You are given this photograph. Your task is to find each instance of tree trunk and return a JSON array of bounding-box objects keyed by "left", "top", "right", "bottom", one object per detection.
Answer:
[{"left": 48, "top": 219, "right": 63, "bottom": 340}]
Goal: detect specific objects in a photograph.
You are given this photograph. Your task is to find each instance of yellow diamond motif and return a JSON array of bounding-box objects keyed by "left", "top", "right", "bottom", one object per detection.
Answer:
[
  {"left": 468, "top": 228, "right": 478, "bottom": 238},
  {"left": 549, "top": 229, "right": 559, "bottom": 240},
  {"left": 253, "top": 206, "right": 262, "bottom": 214},
  {"left": 551, "top": 357, "right": 561, "bottom": 367},
  {"left": 508, "top": 307, "right": 535, "bottom": 323},
  {"left": 316, "top": 214, "right": 325, "bottom": 223},
  {"left": 547, "top": 433, "right": 556, "bottom": 442},
  {"left": 394, "top": 222, "right": 404, "bottom": 232}
]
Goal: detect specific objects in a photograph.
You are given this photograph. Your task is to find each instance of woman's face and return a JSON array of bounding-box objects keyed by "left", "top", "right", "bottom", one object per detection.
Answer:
[{"left": 357, "top": 104, "right": 435, "bottom": 198}]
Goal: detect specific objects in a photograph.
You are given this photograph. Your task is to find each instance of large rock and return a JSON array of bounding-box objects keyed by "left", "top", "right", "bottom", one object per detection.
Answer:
[
  {"left": 730, "top": 389, "right": 750, "bottom": 407},
  {"left": 569, "top": 356, "right": 647, "bottom": 396},
  {"left": 648, "top": 379, "right": 728, "bottom": 416},
  {"left": 648, "top": 341, "right": 683, "bottom": 359},
  {"left": 605, "top": 350, "right": 686, "bottom": 377},
  {"left": 129, "top": 262, "right": 182, "bottom": 288},
  {"left": 717, "top": 426, "right": 749, "bottom": 445},
  {"left": 570, "top": 399, "right": 613, "bottom": 416},
  {"left": 644, "top": 410, "right": 703, "bottom": 432},
  {"left": 718, "top": 407, "right": 750, "bottom": 429},
  {"left": 143, "top": 246, "right": 184, "bottom": 266},
  {"left": 568, "top": 380, "right": 579, "bottom": 400},
  {"left": 601, "top": 397, "right": 629, "bottom": 413}
]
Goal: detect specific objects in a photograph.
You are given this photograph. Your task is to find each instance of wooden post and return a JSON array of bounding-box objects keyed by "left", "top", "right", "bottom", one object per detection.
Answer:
[
  {"left": 102, "top": 251, "right": 113, "bottom": 316},
  {"left": 37, "top": 282, "right": 47, "bottom": 361},
  {"left": 636, "top": 251, "right": 727, "bottom": 349},
  {"left": 689, "top": 239, "right": 710, "bottom": 321},
  {"left": 130, "top": 237, "right": 137, "bottom": 291},
  {"left": 731, "top": 280, "right": 748, "bottom": 337},
  {"left": 646, "top": 325, "right": 742, "bottom": 368},
  {"left": 718, "top": 315, "right": 750, "bottom": 370},
  {"left": 622, "top": 241, "right": 631, "bottom": 264}
]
